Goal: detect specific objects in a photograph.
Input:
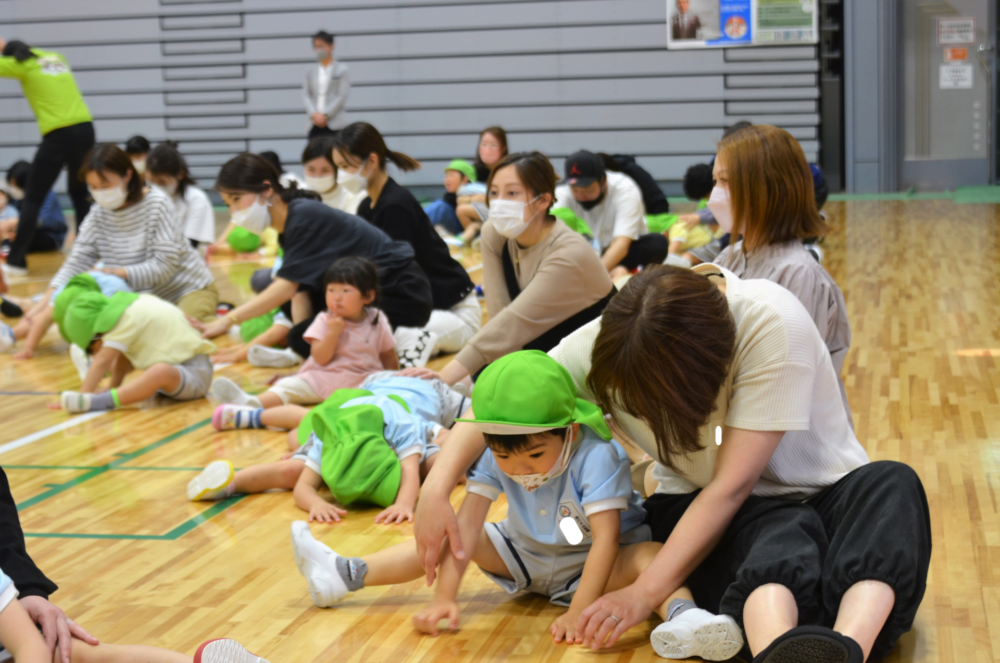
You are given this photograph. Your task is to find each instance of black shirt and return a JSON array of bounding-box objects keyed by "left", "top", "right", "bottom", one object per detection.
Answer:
[
  {"left": 1, "top": 467, "right": 58, "bottom": 599},
  {"left": 277, "top": 198, "right": 425, "bottom": 303},
  {"left": 357, "top": 178, "right": 474, "bottom": 310}
]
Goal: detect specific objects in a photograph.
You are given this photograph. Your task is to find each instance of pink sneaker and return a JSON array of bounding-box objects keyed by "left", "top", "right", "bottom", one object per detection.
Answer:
[
  {"left": 212, "top": 404, "right": 257, "bottom": 431},
  {"left": 194, "top": 639, "right": 270, "bottom": 663}
]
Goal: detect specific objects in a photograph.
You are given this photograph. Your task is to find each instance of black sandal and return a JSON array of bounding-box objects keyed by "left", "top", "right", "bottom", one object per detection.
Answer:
[
  {"left": 0, "top": 297, "right": 23, "bottom": 318},
  {"left": 751, "top": 626, "right": 864, "bottom": 663}
]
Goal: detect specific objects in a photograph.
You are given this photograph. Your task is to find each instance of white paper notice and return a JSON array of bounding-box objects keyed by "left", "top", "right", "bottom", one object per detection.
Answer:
[
  {"left": 937, "top": 18, "right": 976, "bottom": 45},
  {"left": 940, "top": 64, "right": 973, "bottom": 89}
]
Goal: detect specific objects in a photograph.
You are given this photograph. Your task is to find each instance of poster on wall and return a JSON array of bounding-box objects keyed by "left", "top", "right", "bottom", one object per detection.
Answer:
[{"left": 666, "top": 0, "right": 819, "bottom": 50}]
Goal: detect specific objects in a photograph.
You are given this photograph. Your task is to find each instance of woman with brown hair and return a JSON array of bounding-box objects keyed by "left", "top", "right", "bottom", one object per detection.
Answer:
[
  {"left": 411, "top": 264, "right": 930, "bottom": 663},
  {"left": 400, "top": 151, "right": 614, "bottom": 387},
  {"left": 453, "top": 126, "right": 511, "bottom": 243},
  {"left": 710, "top": 124, "right": 852, "bottom": 423},
  {"left": 12, "top": 144, "right": 217, "bottom": 359}
]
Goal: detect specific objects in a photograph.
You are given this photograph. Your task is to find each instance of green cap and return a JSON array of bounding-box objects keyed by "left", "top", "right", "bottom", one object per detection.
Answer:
[
  {"left": 445, "top": 159, "right": 477, "bottom": 183},
  {"left": 227, "top": 226, "right": 261, "bottom": 253},
  {"left": 458, "top": 350, "right": 611, "bottom": 438},
  {"left": 61, "top": 291, "right": 139, "bottom": 350},
  {"left": 53, "top": 274, "right": 101, "bottom": 329}
]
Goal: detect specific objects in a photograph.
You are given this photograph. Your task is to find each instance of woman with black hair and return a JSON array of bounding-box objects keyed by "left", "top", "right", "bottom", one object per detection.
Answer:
[
  {"left": 124, "top": 135, "right": 151, "bottom": 177},
  {"left": 332, "top": 122, "right": 480, "bottom": 365},
  {"left": 301, "top": 136, "right": 365, "bottom": 214},
  {"left": 0, "top": 38, "right": 95, "bottom": 276},
  {"left": 146, "top": 143, "right": 216, "bottom": 247},
  {"left": 199, "top": 153, "right": 434, "bottom": 361}
]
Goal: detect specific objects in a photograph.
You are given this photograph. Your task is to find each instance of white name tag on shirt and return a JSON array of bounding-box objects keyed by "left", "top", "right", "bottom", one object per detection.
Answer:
[{"left": 558, "top": 500, "right": 591, "bottom": 543}]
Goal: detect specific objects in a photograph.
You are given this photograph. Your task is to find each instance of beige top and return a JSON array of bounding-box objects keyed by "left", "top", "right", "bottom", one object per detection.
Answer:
[
  {"left": 715, "top": 240, "right": 852, "bottom": 424},
  {"left": 454, "top": 218, "right": 613, "bottom": 374},
  {"left": 549, "top": 264, "right": 869, "bottom": 500}
]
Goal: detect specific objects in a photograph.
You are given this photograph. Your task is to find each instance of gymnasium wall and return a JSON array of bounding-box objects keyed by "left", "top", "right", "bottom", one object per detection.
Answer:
[{"left": 0, "top": 0, "right": 821, "bottom": 193}]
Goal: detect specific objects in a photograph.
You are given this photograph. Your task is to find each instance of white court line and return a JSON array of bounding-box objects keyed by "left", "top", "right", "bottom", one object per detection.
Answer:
[
  {"left": 212, "top": 362, "right": 233, "bottom": 369},
  {"left": 0, "top": 411, "right": 106, "bottom": 457},
  {"left": 465, "top": 263, "right": 482, "bottom": 273}
]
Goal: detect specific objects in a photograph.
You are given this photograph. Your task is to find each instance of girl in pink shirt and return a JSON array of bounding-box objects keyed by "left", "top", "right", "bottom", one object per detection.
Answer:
[{"left": 210, "top": 257, "right": 398, "bottom": 411}]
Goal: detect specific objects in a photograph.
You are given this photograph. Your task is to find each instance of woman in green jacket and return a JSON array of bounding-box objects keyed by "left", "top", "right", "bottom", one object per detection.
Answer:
[{"left": 0, "top": 39, "right": 95, "bottom": 276}]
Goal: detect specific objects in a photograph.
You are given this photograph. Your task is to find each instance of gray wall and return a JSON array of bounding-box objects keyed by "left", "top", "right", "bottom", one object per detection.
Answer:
[{"left": 0, "top": 0, "right": 821, "bottom": 193}]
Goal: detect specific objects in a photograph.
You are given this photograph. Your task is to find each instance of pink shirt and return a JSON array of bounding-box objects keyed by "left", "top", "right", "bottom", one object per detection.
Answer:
[{"left": 297, "top": 308, "right": 395, "bottom": 398}]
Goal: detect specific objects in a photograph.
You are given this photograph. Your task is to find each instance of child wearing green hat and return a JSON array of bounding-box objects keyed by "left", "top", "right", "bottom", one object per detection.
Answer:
[
  {"left": 290, "top": 350, "right": 676, "bottom": 644},
  {"left": 50, "top": 290, "right": 216, "bottom": 413},
  {"left": 424, "top": 159, "right": 486, "bottom": 239}
]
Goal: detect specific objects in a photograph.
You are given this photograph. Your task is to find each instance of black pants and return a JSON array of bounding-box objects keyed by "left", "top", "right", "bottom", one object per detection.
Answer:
[
  {"left": 308, "top": 125, "right": 338, "bottom": 139},
  {"left": 645, "top": 461, "right": 930, "bottom": 660},
  {"left": 619, "top": 233, "right": 668, "bottom": 270},
  {"left": 8, "top": 122, "right": 95, "bottom": 269}
]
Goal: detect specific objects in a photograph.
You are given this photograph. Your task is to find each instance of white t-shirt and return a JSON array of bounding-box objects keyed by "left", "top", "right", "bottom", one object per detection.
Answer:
[
  {"left": 317, "top": 62, "right": 334, "bottom": 113},
  {"left": 320, "top": 184, "right": 366, "bottom": 215},
  {"left": 172, "top": 185, "right": 215, "bottom": 245},
  {"left": 554, "top": 171, "right": 647, "bottom": 250},
  {"left": 548, "top": 264, "right": 869, "bottom": 500}
]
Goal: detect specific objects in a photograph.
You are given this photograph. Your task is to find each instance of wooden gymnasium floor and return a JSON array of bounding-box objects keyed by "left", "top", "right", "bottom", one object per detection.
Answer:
[{"left": 1, "top": 197, "right": 999, "bottom": 663}]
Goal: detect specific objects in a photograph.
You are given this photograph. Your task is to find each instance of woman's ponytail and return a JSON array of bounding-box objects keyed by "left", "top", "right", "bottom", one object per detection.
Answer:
[
  {"left": 386, "top": 151, "right": 421, "bottom": 172},
  {"left": 333, "top": 122, "right": 422, "bottom": 173}
]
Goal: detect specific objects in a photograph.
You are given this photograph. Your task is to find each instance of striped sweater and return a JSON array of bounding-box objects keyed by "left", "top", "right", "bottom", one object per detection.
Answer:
[{"left": 50, "top": 187, "right": 213, "bottom": 302}]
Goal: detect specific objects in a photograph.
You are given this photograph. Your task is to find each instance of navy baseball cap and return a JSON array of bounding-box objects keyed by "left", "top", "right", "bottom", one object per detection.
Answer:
[{"left": 563, "top": 150, "right": 605, "bottom": 187}]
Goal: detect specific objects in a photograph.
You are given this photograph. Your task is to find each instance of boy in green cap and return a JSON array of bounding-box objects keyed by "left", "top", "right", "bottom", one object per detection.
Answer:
[
  {"left": 290, "top": 350, "right": 676, "bottom": 645},
  {"left": 50, "top": 291, "right": 216, "bottom": 413},
  {"left": 425, "top": 159, "right": 487, "bottom": 240}
]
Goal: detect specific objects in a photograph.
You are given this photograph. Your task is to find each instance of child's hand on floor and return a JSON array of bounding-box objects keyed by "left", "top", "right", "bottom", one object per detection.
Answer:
[
  {"left": 308, "top": 502, "right": 347, "bottom": 523},
  {"left": 46, "top": 401, "right": 62, "bottom": 410},
  {"left": 413, "top": 599, "right": 460, "bottom": 636},
  {"left": 374, "top": 503, "right": 414, "bottom": 525},
  {"left": 551, "top": 610, "right": 584, "bottom": 645}
]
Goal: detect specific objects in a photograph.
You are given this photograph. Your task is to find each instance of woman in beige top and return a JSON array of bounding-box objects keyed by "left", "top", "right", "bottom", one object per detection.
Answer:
[
  {"left": 411, "top": 265, "right": 930, "bottom": 663},
  {"left": 402, "top": 151, "right": 614, "bottom": 386},
  {"left": 710, "top": 125, "right": 852, "bottom": 424}
]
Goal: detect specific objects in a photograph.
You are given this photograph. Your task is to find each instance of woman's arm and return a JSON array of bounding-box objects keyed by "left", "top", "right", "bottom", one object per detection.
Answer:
[
  {"left": 379, "top": 349, "right": 399, "bottom": 371},
  {"left": 413, "top": 415, "right": 486, "bottom": 584},
  {"left": 201, "top": 277, "right": 299, "bottom": 338},
  {"left": 578, "top": 426, "right": 784, "bottom": 649},
  {"left": 601, "top": 236, "right": 632, "bottom": 271}
]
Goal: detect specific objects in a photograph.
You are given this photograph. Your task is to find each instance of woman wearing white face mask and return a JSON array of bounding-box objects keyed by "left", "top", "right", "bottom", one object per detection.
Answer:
[
  {"left": 710, "top": 125, "right": 852, "bottom": 425},
  {"left": 400, "top": 151, "right": 614, "bottom": 387},
  {"left": 146, "top": 142, "right": 216, "bottom": 248},
  {"left": 18, "top": 145, "right": 217, "bottom": 360},
  {"left": 332, "top": 122, "right": 480, "bottom": 366},
  {"left": 301, "top": 136, "right": 365, "bottom": 214},
  {"left": 199, "top": 152, "right": 434, "bottom": 363}
]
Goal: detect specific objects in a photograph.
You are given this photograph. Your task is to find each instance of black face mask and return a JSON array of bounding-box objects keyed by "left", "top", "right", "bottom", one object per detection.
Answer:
[{"left": 578, "top": 186, "right": 606, "bottom": 211}]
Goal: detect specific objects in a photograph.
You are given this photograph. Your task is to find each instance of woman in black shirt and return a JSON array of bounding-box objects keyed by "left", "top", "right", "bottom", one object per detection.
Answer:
[
  {"left": 332, "top": 123, "right": 480, "bottom": 366},
  {"left": 200, "top": 153, "right": 433, "bottom": 354}
]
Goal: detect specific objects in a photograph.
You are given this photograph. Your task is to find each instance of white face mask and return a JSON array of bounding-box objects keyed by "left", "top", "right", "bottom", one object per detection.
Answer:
[
  {"left": 89, "top": 185, "right": 128, "bottom": 210},
  {"left": 315, "top": 48, "right": 329, "bottom": 61},
  {"left": 501, "top": 427, "right": 575, "bottom": 493},
  {"left": 489, "top": 195, "right": 542, "bottom": 239},
  {"left": 157, "top": 180, "right": 178, "bottom": 197},
  {"left": 6, "top": 184, "right": 24, "bottom": 201},
  {"left": 337, "top": 163, "right": 371, "bottom": 195},
  {"left": 131, "top": 159, "right": 147, "bottom": 175},
  {"left": 305, "top": 175, "right": 336, "bottom": 194},
  {"left": 230, "top": 195, "right": 271, "bottom": 236},
  {"left": 706, "top": 185, "right": 733, "bottom": 233}
]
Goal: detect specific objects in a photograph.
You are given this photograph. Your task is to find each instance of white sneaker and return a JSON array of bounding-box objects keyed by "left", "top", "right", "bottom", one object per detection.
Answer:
[
  {"left": 806, "top": 244, "right": 824, "bottom": 263},
  {"left": 393, "top": 327, "right": 438, "bottom": 368},
  {"left": 188, "top": 460, "right": 235, "bottom": 501},
  {"left": 650, "top": 608, "right": 743, "bottom": 660},
  {"left": 290, "top": 521, "right": 349, "bottom": 607},
  {"left": 2, "top": 263, "right": 27, "bottom": 278},
  {"left": 0, "top": 323, "right": 14, "bottom": 353},
  {"left": 194, "top": 638, "right": 270, "bottom": 663},
  {"left": 209, "top": 377, "right": 260, "bottom": 407},
  {"left": 248, "top": 345, "right": 301, "bottom": 368},
  {"left": 69, "top": 344, "right": 91, "bottom": 380}
]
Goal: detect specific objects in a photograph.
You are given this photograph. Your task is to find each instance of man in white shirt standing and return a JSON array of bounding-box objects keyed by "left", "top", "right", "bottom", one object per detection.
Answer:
[
  {"left": 303, "top": 31, "right": 350, "bottom": 139},
  {"left": 554, "top": 150, "right": 668, "bottom": 273}
]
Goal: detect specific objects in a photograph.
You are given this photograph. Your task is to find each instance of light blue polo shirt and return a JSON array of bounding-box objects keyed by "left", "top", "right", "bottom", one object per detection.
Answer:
[
  {"left": 466, "top": 426, "right": 645, "bottom": 547},
  {"left": 366, "top": 376, "right": 445, "bottom": 425},
  {"left": 302, "top": 394, "right": 440, "bottom": 474},
  {"left": 0, "top": 566, "right": 18, "bottom": 615}
]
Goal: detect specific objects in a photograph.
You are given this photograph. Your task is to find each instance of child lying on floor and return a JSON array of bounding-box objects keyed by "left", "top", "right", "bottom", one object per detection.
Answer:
[
  {"left": 50, "top": 289, "right": 215, "bottom": 413},
  {"left": 0, "top": 566, "right": 268, "bottom": 663},
  {"left": 189, "top": 376, "right": 456, "bottom": 525}
]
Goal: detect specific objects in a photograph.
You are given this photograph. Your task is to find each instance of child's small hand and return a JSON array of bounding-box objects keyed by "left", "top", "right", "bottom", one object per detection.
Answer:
[
  {"left": 327, "top": 314, "right": 347, "bottom": 334},
  {"left": 374, "top": 503, "right": 414, "bottom": 525},
  {"left": 308, "top": 502, "right": 347, "bottom": 523},
  {"left": 46, "top": 401, "right": 62, "bottom": 411},
  {"left": 413, "top": 599, "right": 460, "bottom": 636},
  {"left": 280, "top": 452, "right": 296, "bottom": 461},
  {"left": 551, "top": 611, "right": 584, "bottom": 644}
]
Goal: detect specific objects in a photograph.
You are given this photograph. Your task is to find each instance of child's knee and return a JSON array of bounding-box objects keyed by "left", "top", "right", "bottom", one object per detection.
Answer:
[
  {"left": 280, "top": 460, "right": 306, "bottom": 486},
  {"left": 286, "top": 429, "right": 300, "bottom": 451}
]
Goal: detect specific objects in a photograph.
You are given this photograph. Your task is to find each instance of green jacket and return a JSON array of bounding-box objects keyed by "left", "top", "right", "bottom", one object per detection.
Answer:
[{"left": 0, "top": 49, "right": 91, "bottom": 136}]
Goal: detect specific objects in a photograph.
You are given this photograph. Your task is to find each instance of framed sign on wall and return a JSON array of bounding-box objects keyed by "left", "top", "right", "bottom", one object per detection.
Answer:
[{"left": 666, "top": 0, "right": 819, "bottom": 50}]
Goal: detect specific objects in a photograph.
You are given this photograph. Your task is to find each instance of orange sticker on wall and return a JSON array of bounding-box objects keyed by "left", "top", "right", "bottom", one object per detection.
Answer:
[{"left": 944, "top": 47, "right": 968, "bottom": 62}]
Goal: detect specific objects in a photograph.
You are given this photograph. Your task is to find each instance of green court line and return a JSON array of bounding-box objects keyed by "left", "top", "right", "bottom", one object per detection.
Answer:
[
  {"left": 16, "top": 418, "right": 211, "bottom": 511},
  {"left": 8, "top": 465, "right": 230, "bottom": 471},
  {"left": 23, "top": 495, "right": 246, "bottom": 540}
]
